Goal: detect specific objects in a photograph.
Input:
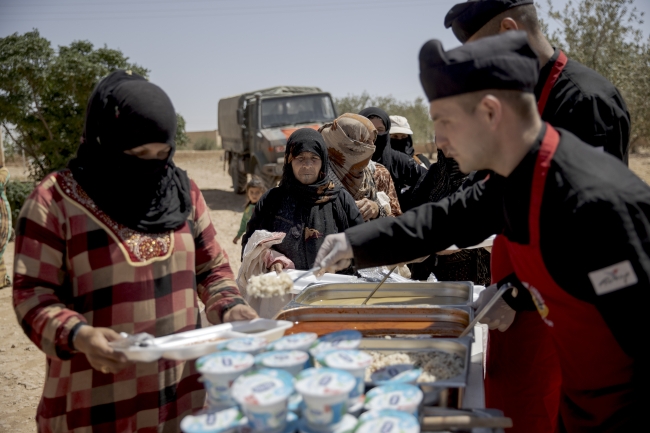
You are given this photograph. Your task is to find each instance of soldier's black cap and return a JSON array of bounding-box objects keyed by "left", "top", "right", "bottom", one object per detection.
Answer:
[
  {"left": 419, "top": 31, "right": 539, "bottom": 102},
  {"left": 444, "top": 0, "right": 534, "bottom": 43}
]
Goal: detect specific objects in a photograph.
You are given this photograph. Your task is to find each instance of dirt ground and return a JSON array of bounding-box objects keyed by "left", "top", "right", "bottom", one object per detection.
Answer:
[{"left": 1, "top": 150, "right": 650, "bottom": 432}]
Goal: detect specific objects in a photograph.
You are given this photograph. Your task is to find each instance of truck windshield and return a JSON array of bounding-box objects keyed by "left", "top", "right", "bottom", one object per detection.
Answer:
[{"left": 261, "top": 94, "right": 336, "bottom": 129}]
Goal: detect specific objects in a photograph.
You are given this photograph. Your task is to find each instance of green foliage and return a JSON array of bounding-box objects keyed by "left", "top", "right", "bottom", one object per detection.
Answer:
[
  {"left": 175, "top": 113, "right": 190, "bottom": 148},
  {"left": 5, "top": 180, "right": 35, "bottom": 229},
  {"left": 193, "top": 136, "right": 218, "bottom": 151},
  {"left": 334, "top": 92, "right": 434, "bottom": 144},
  {"left": 0, "top": 30, "right": 149, "bottom": 181},
  {"left": 540, "top": 0, "right": 650, "bottom": 148}
]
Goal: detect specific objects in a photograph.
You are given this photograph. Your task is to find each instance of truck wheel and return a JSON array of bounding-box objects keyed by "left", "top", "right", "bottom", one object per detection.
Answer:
[
  {"left": 230, "top": 155, "right": 247, "bottom": 194},
  {"left": 254, "top": 164, "right": 279, "bottom": 190}
]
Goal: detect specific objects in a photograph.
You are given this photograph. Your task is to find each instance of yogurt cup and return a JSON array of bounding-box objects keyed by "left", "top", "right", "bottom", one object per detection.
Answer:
[
  {"left": 267, "top": 332, "right": 318, "bottom": 352},
  {"left": 298, "top": 414, "right": 358, "bottom": 433},
  {"left": 316, "top": 350, "right": 372, "bottom": 401},
  {"left": 231, "top": 368, "right": 294, "bottom": 433},
  {"left": 309, "top": 331, "right": 362, "bottom": 358},
  {"left": 180, "top": 407, "right": 246, "bottom": 433},
  {"left": 370, "top": 365, "right": 422, "bottom": 386},
  {"left": 363, "top": 384, "right": 423, "bottom": 415},
  {"left": 196, "top": 351, "right": 255, "bottom": 405},
  {"left": 256, "top": 350, "right": 310, "bottom": 377},
  {"left": 354, "top": 409, "right": 420, "bottom": 433},
  {"left": 217, "top": 337, "right": 268, "bottom": 356},
  {"left": 295, "top": 368, "right": 357, "bottom": 428},
  {"left": 239, "top": 412, "right": 299, "bottom": 433}
]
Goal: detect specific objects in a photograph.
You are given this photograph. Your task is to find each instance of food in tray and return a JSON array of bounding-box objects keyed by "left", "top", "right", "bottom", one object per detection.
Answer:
[
  {"left": 308, "top": 296, "right": 442, "bottom": 306},
  {"left": 364, "top": 350, "right": 464, "bottom": 383},
  {"left": 246, "top": 272, "right": 294, "bottom": 298},
  {"left": 287, "top": 321, "right": 465, "bottom": 338}
]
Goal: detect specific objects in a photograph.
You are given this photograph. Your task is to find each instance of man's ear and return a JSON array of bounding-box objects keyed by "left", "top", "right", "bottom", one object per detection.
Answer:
[
  {"left": 478, "top": 95, "right": 503, "bottom": 131},
  {"left": 499, "top": 17, "right": 519, "bottom": 33}
]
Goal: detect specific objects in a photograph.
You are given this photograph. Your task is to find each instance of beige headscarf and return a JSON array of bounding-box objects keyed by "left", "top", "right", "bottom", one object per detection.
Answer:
[{"left": 319, "top": 113, "right": 378, "bottom": 200}]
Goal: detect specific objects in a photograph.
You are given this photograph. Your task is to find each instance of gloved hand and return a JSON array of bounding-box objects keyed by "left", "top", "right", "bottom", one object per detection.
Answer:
[
  {"left": 314, "top": 233, "right": 354, "bottom": 276},
  {"left": 470, "top": 284, "right": 516, "bottom": 332}
]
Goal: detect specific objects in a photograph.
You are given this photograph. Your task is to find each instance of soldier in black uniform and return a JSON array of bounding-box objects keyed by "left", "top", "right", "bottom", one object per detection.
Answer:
[{"left": 315, "top": 32, "right": 646, "bottom": 432}]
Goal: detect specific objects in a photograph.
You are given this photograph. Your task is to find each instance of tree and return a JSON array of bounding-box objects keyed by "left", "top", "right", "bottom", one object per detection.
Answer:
[
  {"left": 334, "top": 92, "right": 435, "bottom": 144},
  {"left": 175, "top": 113, "right": 189, "bottom": 149},
  {"left": 540, "top": 0, "right": 650, "bottom": 149},
  {"left": 0, "top": 30, "right": 151, "bottom": 180}
]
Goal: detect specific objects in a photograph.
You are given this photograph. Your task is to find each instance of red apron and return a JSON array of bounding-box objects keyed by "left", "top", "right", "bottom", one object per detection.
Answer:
[
  {"left": 485, "top": 51, "right": 568, "bottom": 433},
  {"left": 489, "top": 125, "right": 635, "bottom": 431}
]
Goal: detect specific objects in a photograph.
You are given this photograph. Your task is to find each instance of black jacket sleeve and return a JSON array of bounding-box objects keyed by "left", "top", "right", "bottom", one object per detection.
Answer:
[
  {"left": 339, "top": 190, "right": 364, "bottom": 228},
  {"left": 389, "top": 150, "right": 428, "bottom": 190},
  {"left": 346, "top": 175, "right": 505, "bottom": 268}
]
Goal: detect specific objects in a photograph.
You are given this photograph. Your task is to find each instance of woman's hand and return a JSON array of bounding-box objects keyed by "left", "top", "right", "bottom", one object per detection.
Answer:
[
  {"left": 73, "top": 326, "right": 131, "bottom": 374},
  {"left": 223, "top": 304, "right": 259, "bottom": 322},
  {"left": 355, "top": 198, "right": 379, "bottom": 221},
  {"left": 271, "top": 262, "right": 284, "bottom": 274}
]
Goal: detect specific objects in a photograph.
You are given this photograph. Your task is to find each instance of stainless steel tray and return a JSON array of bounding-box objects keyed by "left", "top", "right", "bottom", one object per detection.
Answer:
[
  {"left": 360, "top": 337, "right": 472, "bottom": 408},
  {"left": 291, "top": 281, "right": 473, "bottom": 308},
  {"left": 275, "top": 306, "right": 473, "bottom": 339}
]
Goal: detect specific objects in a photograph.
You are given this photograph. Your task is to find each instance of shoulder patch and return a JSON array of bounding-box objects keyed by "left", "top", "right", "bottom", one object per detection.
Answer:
[{"left": 588, "top": 260, "right": 638, "bottom": 295}]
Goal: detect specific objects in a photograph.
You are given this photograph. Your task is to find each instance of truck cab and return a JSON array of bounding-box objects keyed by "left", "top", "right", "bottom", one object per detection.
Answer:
[{"left": 219, "top": 87, "right": 337, "bottom": 193}]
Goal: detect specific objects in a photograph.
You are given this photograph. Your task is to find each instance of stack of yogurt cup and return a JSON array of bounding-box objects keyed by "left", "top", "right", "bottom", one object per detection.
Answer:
[{"left": 182, "top": 329, "right": 423, "bottom": 433}]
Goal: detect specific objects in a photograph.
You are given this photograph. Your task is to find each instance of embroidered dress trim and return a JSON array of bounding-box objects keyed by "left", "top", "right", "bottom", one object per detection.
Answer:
[{"left": 54, "top": 170, "right": 175, "bottom": 266}]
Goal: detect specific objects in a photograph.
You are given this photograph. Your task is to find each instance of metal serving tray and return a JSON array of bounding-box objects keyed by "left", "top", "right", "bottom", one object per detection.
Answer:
[
  {"left": 290, "top": 281, "right": 473, "bottom": 307},
  {"left": 274, "top": 306, "right": 473, "bottom": 339},
  {"left": 360, "top": 337, "right": 472, "bottom": 408}
]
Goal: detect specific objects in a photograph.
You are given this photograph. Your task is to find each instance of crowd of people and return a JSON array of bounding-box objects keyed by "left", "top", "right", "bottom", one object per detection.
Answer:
[{"left": 7, "top": 0, "right": 644, "bottom": 432}]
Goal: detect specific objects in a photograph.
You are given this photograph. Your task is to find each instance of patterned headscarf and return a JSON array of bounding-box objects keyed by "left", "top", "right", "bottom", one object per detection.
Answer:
[{"left": 320, "top": 113, "right": 378, "bottom": 201}]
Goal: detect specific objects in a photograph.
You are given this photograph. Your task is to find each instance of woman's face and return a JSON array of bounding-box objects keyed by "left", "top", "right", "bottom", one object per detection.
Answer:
[
  {"left": 124, "top": 143, "right": 171, "bottom": 160},
  {"left": 369, "top": 117, "right": 386, "bottom": 133},
  {"left": 291, "top": 151, "right": 322, "bottom": 185},
  {"left": 390, "top": 133, "right": 409, "bottom": 140}
]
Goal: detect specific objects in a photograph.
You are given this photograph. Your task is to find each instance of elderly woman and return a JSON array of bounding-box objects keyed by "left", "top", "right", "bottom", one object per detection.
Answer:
[
  {"left": 13, "top": 70, "right": 257, "bottom": 432},
  {"left": 243, "top": 128, "right": 363, "bottom": 271},
  {"left": 319, "top": 113, "right": 402, "bottom": 220}
]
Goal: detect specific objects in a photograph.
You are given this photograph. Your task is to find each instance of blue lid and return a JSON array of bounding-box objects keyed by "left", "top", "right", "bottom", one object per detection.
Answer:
[
  {"left": 267, "top": 332, "right": 318, "bottom": 351},
  {"left": 364, "top": 384, "right": 423, "bottom": 412},
  {"left": 370, "top": 364, "right": 422, "bottom": 385},
  {"left": 180, "top": 407, "right": 246, "bottom": 433},
  {"left": 256, "top": 350, "right": 310, "bottom": 368},
  {"left": 355, "top": 410, "right": 419, "bottom": 433},
  {"left": 196, "top": 351, "right": 255, "bottom": 375},
  {"left": 309, "top": 331, "right": 362, "bottom": 356},
  {"left": 295, "top": 368, "right": 357, "bottom": 397},
  {"left": 217, "top": 337, "right": 267, "bottom": 353}
]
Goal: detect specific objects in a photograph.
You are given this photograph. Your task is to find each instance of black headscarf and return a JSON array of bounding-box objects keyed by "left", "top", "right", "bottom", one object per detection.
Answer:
[
  {"left": 358, "top": 107, "right": 392, "bottom": 167},
  {"left": 69, "top": 70, "right": 191, "bottom": 233},
  {"left": 390, "top": 136, "right": 415, "bottom": 157},
  {"left": 279, "top": 128, "right": 340, "bottom": 204}
]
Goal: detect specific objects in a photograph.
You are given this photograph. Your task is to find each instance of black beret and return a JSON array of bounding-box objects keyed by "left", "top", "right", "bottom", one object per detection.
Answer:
[
  {"left": 419, "top": 31, "right": 539, "bottom": 102},
  {"left": 444, "top": 0, "right": 534, "bottom": 43}
]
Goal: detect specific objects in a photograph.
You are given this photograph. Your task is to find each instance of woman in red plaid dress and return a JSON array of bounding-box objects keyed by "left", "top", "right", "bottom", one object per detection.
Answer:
[{"left": 12, "top": 70, "right": 258, "bottom": 432}]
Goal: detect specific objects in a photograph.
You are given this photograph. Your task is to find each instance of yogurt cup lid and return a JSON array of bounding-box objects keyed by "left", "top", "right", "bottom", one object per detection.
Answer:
[
  {"left": 317, "top": 350, "right": 372, "bottom": 370},
  {"left": 267, "top": 332, "right": 318, "bottom": 351},
  {"left": 256, "top": 350, "right": 309, "bottom": 368},
  {"left": 355, "top": 410, "right": 420, "bottom": 433},
  {"left": 180, "top": 407, "right": 246, "bottom": 433},
  {"left": 309, "top": 331, "right": 362, "bottom": 356},
  {"left": 231, "top": 368, "right": 294, "bottom": 407},
  {"left": 298, "top": 414, "right": 358, "bottom": 433},
  {"left": 218, "top": 337, "right": 267, "bottom": 353},
  {"left": 364, "top": 384, "right": 423, "bottom": 411},
  {"left": 239, "top": 411, "right": 298, "bottom": 433},
  {"left": 295, "top": 368, "right": 357, "bottom": 398},
  {"left": 370, "top": 365, "right": 422, "bottom": 385},
  {"left": 196, "top": 351, "right": 255, "bottom": 375}
]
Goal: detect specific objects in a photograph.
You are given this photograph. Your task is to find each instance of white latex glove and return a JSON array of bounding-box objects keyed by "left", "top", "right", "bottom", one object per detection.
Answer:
[
  {"left": 314, "top": 233, "right": 353, "bottom": 276},
  {"left": 470, "top": 284, "right": 516, "bottom": 332}
]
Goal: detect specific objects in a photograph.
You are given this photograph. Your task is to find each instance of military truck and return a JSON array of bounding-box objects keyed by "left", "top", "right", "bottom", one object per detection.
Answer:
[{"left": 218, "top": 86, "right": 337, "bottom": 193}]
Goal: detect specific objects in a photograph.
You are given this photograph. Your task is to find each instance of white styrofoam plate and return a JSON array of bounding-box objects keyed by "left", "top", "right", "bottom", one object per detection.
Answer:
[
  {"left": 446, "top": 235, "right": 496, "bottom": 251},
  {"left": 113, "top": 319, "right": 293, "bottom": 362}
]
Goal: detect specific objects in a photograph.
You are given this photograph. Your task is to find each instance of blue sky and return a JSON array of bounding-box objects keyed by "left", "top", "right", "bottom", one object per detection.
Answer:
[{"left": 1, "top": 0, "right": 649, "bottom": 131}]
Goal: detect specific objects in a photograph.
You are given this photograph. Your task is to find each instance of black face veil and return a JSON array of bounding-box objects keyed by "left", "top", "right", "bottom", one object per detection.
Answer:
[
  {"left": 358, "top": 107, "right": 393, "bottom": 167},
  {"left": 69, "top": 70, "right": 191, "bottom": 233}
]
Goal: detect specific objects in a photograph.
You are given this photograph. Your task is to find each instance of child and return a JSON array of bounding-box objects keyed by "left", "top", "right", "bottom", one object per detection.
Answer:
[{"left": 233, "top": 178, "right": 266, "bottom": 244}]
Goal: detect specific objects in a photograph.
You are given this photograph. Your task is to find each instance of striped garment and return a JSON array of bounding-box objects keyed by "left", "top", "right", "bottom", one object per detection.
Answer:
[{"left": 13, "top": 169, "right": 246, "bottom": 432}]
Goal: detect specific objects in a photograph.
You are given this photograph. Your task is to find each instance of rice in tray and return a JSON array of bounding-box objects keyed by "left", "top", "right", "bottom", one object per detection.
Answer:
[
  {"left": 246, "top": 272, "right": 294, "bottom": 298},
  {"left": 365, "top": 350, "right": 464, "bottom": 383}
]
